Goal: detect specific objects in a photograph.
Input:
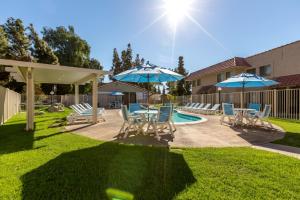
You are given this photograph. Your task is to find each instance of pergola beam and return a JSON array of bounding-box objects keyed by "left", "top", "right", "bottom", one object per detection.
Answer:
[{"left": 92, "top": 75, "right": 98, "bottom": 124}]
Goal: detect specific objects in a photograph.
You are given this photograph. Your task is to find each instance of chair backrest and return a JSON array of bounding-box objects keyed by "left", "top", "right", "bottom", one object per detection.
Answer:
[
  {"left": 222, "top": 103, "right": 234, "bottom": 116},
  {"left": 196, "top": 103, "right": 204, "bottom": 109},
  {"left": 192, "top": 103, "right": 200, "bottom": 108},
  {"left": 74, "top": 104, "right": 86, "bottom": 112},
  {"left": 185, "top": 102, "right": 191, "bottom": 107},
  {"left": 211, "top": 104, "right": 220, "bottom": 110},
  {"left": 158, "top": 106, "right": 172, "bottom": 123},
  {"left": 121, "top": 105, "right": 129, "bottom": 121},
  {"left": 129, "top": 103, "right": 141, "bottom": 113},
  {"left": 84, "top": 103, "right": 92, "bottom": 109},
  {"left": 261, "top": 104, "right": 271, "bottom": 118},
  {"left": 248, "top": 103, "right": 261, "bottom": 111},
  {"left": 79, "top": 104, "right": 88, "bottom": 110},
  {"left": 188, "top": 103, "right": 195, "bottom": 108},
  {"left": 203, "top": 103, "right": 211, "bottom": 109},
  {"left": 70, "top": 105, "right": 82, "bottom": 114}
]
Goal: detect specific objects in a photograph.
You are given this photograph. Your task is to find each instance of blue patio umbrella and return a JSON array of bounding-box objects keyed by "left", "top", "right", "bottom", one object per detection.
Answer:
[
  {"left": 114, "top": 62, "right": 184, "bottom": 108},
  {"left": 215, "top": 73, "right": 278, "bottom": 107},
  {"left": 110, "top": 91, "right": 124, "bottom": 96}
]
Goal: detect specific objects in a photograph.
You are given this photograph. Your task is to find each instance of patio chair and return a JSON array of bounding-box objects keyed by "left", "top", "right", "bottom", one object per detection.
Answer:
[
  {"left": 181, "top": 103, "right": 195, "bottom": 111},
  {"left": 189, "top": 103, "right": 205, "bottom": 112},
  {"left": 185, "top": 103, "right": 200, "bottom": 112},
  {"left": 178, "top": 102, "right": 191, "bottom": 110},
  {"left": 248, "top": 103, "right": 261, "bottom": 116},
  {"left": 147, "top": 106, "right": 174, "bottom": 139},
  {"left": 119, "top": 105, "right": 145, "bottom": 138},
  {"left": 84, "top": 103, "right": 92, "bottom": 109},
  {"left": 68, "top": 105, "right": 105, "bottom": 124},
  {"left": 202, "top": 104, "right": 220, "bottom": 115},
  {"left": 195, "top": 103, "right": 211, "bottom": 113},
  {"left": 248, "top": 104, "right": 272, "bottom": 128},
  {"left": 220, "top": 103, "right": 238, "bottom": 126},
  {"left": 129, "top": 103, "right": 143, "bottom": 113}
]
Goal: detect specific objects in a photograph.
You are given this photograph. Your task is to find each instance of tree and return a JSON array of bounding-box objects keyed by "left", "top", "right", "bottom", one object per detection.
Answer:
[
  {"left": 1, "top": 18, "right": 30, "bottom": 92},
  {"left": 169, "top": 56, "right": 191, "bottom": 96},
  {"left": 121, "top": 50, "right": 127, "bottom": 71},
  {"left": 41, "top": 25, "right": 95, "bottom": 94},
  {"left": 0, "top": 26, "right": 8, "bottom": 58},
  {"left": 2, "top": 18, "right": 31, "bottom": 61},
  {"left": 124, "top": 43, "right": 133, "bottom": 70},
  {"left": 87, "top": 58, "right": 103, "bottom": 70},
  {"left": 110, "top": 48, "right": 122, "bottom": 79},
  {"left": 42, "top": 26, "right": 90, "bottom": 67},
  {"left": 134, "top": 54, "right": 141, "bottom": 66},
  {"left": 27, "top": 24, "right": 59, "bottom": 64}
]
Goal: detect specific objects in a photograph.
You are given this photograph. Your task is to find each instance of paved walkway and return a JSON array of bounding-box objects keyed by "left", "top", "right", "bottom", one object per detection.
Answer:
[
  {"left": 65, "top": 109, "right": 285, "bottom": 148},
  {"left": 253, "top": 143, "right": 300, "bottom": 159}
]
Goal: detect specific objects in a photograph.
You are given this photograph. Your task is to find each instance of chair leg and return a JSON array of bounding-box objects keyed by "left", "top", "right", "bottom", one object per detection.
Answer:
[
  {"left": 168, "top": 122, "right": 174, "bottom": 138},
  {"left": 119, "top": 122, "right": 126, "bottom": 134},
  {"left": 153, "top": 123, "right": 160, "bottom": 140}
]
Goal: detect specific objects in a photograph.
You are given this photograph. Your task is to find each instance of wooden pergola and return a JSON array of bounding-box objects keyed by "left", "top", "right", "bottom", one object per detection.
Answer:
[{"left": 0, "top": 59, "right": 107, "bottom": 131}]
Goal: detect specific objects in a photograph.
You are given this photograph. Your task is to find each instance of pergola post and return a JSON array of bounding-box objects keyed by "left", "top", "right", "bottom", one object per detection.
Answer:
[
  {"left": 74, "top": 84, "right": 79, "bottom": 105},
  {"left": 26, "top": 67, "right": 34, "bottom": 131},
  {"left": 92, "top": 74, "right": 98, "bottom": 124}
]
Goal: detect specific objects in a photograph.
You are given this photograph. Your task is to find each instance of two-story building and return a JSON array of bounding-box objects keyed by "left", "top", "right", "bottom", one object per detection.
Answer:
[{"left": 187, "top": 40, "right": 300, "bottom": 94}]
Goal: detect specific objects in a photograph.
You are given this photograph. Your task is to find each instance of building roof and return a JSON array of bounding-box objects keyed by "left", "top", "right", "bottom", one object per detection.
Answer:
[
  {"left": 274, "top": 74, "right": 300, "bottom": 87},
  {"left": 98, "top": 81, "right": 147, "bottom": 93},
  {"left": 186, "top": 57, "right": 251, "bottom": 81}
]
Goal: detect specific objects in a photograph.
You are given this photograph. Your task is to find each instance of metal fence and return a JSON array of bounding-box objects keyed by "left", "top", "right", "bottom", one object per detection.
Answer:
[
  {"left": 0, "top": 86, "right": 21, "bottom": 124},
  {"left": 172, "top": 88, "right": 300, "bottom": 120}
]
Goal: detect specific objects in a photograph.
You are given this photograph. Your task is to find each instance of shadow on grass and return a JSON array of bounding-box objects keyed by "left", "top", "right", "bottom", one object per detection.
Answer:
[
  {"left": 21, "top": 142, "right": 196, "bottom": 200},
  {"left": 0, "top": 121, "right": 34, "bottom": 155}
]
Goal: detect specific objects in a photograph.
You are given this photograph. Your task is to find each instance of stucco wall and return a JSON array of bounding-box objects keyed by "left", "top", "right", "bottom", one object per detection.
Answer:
[{"left": 245, "top": 41, "right": 300, "bottom": 78}]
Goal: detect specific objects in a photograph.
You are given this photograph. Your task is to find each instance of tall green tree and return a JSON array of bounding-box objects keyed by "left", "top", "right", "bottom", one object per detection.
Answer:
[
  {"left": 0, "top": 26, "right": 8, "bottom": 58},
  {"left": 134, "top": 54, "right": 141, "bottom": 66},
  {"left": 121, "top": 50, "right": 127, "bottom": 71},
  {"left": 2, "top": 18, "right": 31, "bottom": 61},
  {"left": 42, "top": 26, "right": 90, "bottom": 67},
  {"left": 87, "top": 58, "right": 102, "bottom": 70},
  {"left": 169, "top": 56, "right": 191, "bottom": 96},
  {"left": 110, "top": 48, "right": 122, "bottom": 79},
  {"left": 27, "top": 24, "right": 59, "bottom": 64},
  {"left": 124, "top": 43, "right": 133, "bottom": 70}
]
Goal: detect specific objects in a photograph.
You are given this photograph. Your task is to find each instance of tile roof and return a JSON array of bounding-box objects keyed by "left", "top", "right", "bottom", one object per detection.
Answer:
[
  {"left": 273, "top": 74, "right": 300, "bottom": 87},
  {"left": 186, "top": 57, "right": 251, "bottom": 81}
]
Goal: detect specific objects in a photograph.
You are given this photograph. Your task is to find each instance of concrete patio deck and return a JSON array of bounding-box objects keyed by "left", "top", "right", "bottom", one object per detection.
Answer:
[{"left": 65, "top": 109, "right": 285, "bottom": 148}]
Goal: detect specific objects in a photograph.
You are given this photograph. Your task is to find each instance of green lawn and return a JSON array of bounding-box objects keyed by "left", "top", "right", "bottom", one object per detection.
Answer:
[
  {"left": 0, "top": 110, "right": 300, "bottom": 200},
  {"left": 268, "top": 118, "right": 300, "bottom": 148}
]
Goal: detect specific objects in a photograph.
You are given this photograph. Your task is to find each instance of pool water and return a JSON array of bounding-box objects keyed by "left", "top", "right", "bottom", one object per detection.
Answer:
[{"left": 172, "top": 110, "right": 203, "bottom": 124}]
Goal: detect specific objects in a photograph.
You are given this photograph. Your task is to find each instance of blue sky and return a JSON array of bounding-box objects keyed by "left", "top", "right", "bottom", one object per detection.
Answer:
[{"left": 1, "top": 0, "right": 300, "bottom": 73}]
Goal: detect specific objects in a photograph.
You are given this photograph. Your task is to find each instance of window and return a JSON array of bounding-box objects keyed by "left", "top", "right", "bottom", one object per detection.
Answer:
[
  {"left": 217, "top": 73, "right": 225, "bottom": 82},
  {"left": 259, "top": 65, "right": 272, "bottom": 77},
  {"left": 197, "top": 79, "right": 201, "bottom": 86},
  {"left": 226, "top": 72, "right": 233, "bottom": 79},
  {"left": 246, "top": 68, "right": 256, "bottom": 74},
  {"left": 192, "top": 80, "right": 196, "bottom": 87}
]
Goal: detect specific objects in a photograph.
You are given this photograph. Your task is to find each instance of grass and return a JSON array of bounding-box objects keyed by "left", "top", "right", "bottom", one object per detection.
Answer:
[
  {"left": 0, "top": 110, "right": 300, "bottom": 199},
  {"left": 267, "top": 118, "right": 300, "bottom": 148}
]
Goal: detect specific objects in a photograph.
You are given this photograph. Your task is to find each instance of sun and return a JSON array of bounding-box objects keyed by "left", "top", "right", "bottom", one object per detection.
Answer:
[{"left": 163, "top": 0, "right": 194, "bottom": 29}]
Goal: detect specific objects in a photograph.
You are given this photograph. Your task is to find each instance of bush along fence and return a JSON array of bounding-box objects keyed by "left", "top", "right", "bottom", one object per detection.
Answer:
[
  {"left": 0, "top": 86, "right": 21, "bottom": 125},
  {"left": 172, "top": 88, "right": 300, "bottom": 120}
]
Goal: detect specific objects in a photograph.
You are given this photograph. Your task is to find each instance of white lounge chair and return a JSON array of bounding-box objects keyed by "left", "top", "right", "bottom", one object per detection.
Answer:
[
  {"left": 68, "top": 105, "right": 105, "bottom": 124},
  {"left": 185, "top": 103, "right": 200, "bottom": 112},
  {"left": 202, "top": 104, "right": 220, "bottom": 115},
  {"left": 189, "top": 103, "right": 204, "bottom": 113},
  {"left": 195, "top": 103, "right": 211, "bottom": 114}
]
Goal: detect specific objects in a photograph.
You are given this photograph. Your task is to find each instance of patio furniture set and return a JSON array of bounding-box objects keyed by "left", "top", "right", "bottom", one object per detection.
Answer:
[
  {"left": 119, "top": 103, "right": 175, "bottom": 140},
  {"left": 67, "top": 103, "right": 105, "bottom": 124},
  {"left": 220, "top": 103, "right": 272, "bottom": 128}
]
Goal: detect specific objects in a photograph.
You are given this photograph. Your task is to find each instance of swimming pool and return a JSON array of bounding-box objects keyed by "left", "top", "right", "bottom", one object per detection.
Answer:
[{"left": 172, "top": 110, "right": 206, "bottom": 125}]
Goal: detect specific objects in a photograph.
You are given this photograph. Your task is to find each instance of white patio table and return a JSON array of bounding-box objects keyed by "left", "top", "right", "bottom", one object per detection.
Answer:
[
  {"left": 134, "top": 110, "right": 158, "bottom": 134},
  {"left": 234, "top": 108, "right": 256, "bottom": 125}
]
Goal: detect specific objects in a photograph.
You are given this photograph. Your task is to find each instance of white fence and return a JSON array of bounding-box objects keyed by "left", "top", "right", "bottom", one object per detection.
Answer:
[
  {"left": 173, "top": 88, "right": 300, "bottom": 120},
  {"left": 0, "top": 86, "right": 21, "bottom": 124}
]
